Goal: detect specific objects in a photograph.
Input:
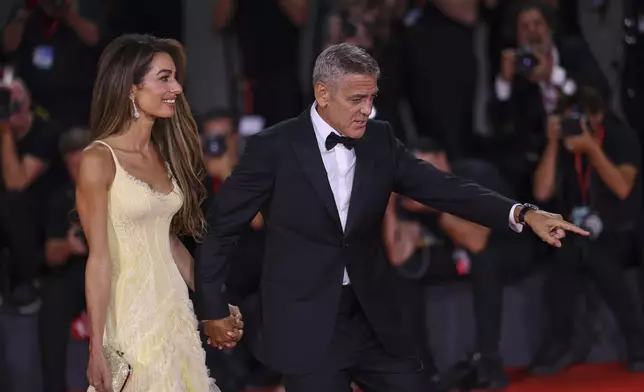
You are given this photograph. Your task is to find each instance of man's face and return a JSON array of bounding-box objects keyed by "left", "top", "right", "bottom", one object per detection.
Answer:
[
  {"left": 315, "top": 73, "right": 378, "bottom": 139},
  {"left": 516, "top": 8, "right": 552, "bottom": 56}
]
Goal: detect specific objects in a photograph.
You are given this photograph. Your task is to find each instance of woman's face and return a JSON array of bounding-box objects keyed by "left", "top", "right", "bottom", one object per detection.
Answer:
[{"left": 133, "top": 52, "right": 183, "bottom": 119}]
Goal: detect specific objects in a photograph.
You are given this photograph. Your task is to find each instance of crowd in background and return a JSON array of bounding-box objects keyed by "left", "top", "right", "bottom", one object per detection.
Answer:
[{"left": 1, "top": 0, "right": 644, "bottom": 391}]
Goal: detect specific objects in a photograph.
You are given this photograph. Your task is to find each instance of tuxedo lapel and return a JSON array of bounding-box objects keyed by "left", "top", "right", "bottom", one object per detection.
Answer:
[
  {"left": 291, "top": 112, "right": 343, "bottom": 231},
  {"left": 345, "top": 135, "right": 375, "bottom": 236}
]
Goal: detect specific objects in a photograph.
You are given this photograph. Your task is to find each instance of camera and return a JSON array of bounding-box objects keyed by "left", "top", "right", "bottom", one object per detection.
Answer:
[
  {"left": 0, "top": 67, "right": 19, "bottom": 122},
  {"left": 560, "top": 107, "right": 588, "bottom": 138},
  {"left": 202, "top": 134, "right": 228, "bottom": 157},
  {"left": 515, "top": 46, "right": 539, "bottom": 77}
]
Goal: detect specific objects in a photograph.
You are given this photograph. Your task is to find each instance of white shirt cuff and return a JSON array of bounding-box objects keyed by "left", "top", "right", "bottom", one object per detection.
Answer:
[
  {"left": 551, "top": 65, "right": 567, "bottom": 87},
  {"left": 509, "top": 204, "right": 524, "bottom": 233},
  {"left": 495, "top": 76, "right": 512, "bottom": 101}
]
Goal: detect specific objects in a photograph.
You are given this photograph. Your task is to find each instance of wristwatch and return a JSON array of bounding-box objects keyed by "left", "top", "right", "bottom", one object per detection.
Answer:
[{"left": 518, "top": 203, "right": 539, "bottom": 224}]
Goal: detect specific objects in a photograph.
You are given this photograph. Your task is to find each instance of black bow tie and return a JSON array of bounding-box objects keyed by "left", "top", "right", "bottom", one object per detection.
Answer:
[{"left": 325, "top": 133, "right": 356, "bottom": 150}]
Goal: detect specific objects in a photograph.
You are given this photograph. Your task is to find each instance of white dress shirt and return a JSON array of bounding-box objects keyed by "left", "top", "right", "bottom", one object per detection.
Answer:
[{"left": 309, "top": 104, "right": 524, "bottom": 286}]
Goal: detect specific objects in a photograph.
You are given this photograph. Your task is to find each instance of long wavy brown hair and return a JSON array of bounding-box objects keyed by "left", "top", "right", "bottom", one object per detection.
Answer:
[{"left": 91, "top": 34, "right": 206, "bottom": 238}]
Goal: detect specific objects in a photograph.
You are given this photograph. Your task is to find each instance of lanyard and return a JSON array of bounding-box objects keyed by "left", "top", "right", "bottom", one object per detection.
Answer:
[{"left": 574, "top": 125, "right": 605, "bottom": 206}]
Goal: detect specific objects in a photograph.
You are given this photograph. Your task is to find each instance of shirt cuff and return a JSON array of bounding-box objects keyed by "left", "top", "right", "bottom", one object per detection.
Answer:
[
  {"left": 495, "top": 76, "right": 512, "bottom": 101},
  {"left": 509, "top": 204, "right": 524, "bottom": 233}
]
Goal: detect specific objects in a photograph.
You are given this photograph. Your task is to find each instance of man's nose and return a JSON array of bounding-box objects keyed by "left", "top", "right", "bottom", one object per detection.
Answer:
[{"left": 360, "top": 103, "right": 373, "bottom": 117}]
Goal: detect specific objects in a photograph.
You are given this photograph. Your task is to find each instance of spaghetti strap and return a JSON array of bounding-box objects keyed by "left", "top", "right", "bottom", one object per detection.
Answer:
[{"left": 90, "top": 140, "right": 122, "bottom": 170}]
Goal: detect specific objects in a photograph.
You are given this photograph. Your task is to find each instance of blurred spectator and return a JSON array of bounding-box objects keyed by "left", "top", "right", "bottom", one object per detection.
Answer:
[
  {"left": 487, "top": 0, "right": 609, "bottom": 202},
  {"left": 0, "top": 76, "right": 61, "bottom": 315},
  {"left": 213, "top": 0, "right": 307, "bottom": 127},
  {"left": 39, "top": 127, "right": 89, "bottom": 392},
  {"left": 403, "top": 0, "right": 479, "bottom": 159},
  {"left": 1, "top": 0, "right": 103, "bottom": 128},
  {"left": 530, "top": 87, "right": 644, "bottom": 375},
  {"left": 324, "top": 0, "right": 407, "bottom": 141},
  {"left": 384, "top": 138, "right": 534, "bottom": 391}
]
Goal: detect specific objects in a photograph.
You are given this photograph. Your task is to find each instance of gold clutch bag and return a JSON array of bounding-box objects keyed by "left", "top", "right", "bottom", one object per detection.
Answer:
[{"left": 87, "top": 345, "right": 132, "bottom": 392}]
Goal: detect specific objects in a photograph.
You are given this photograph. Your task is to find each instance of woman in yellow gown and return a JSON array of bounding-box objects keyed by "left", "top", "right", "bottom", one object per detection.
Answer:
[{"left": 76, "top": 34, "right": 242, "bottom": 392}]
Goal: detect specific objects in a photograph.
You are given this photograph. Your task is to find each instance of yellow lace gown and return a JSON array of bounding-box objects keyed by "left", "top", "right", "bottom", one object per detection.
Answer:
[{"left": 93, "top": 141, "right": 219, "bottom": 392}]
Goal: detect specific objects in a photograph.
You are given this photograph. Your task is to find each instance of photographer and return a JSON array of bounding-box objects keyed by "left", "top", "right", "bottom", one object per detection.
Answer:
[
  {"left": 384, "top": 138, "right": 534, "bottom": 391},
  {"left": 0, "top": 73, "right": 61, "bottom": 314},
  {"left": 530, "top": 87, "right": 644, "bottom": 374},
  {"left": 487, "top": 0, "right": 609, "bottom": 202},
  {"left": 38, "top": 127, "right": 88, "bottom": 392},
  {"left": 1, "top": 0, "right": 102, "bottom": 127}
]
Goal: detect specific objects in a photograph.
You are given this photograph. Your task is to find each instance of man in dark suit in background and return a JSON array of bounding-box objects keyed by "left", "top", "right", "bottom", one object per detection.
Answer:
[{"left": 196, "top": 43, "right": 588, "bottom": 392}]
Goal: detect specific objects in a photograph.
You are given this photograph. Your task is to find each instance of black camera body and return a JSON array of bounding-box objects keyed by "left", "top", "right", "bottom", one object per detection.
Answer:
[
  {"left": 515, "top": 46, "right": 539, "bottom": 77},
  {"left": 560, "top": 108, "right": 588, "bottom": 138},
  {"left": 202, "top": 134, "right": 228, "bottom": 158}
]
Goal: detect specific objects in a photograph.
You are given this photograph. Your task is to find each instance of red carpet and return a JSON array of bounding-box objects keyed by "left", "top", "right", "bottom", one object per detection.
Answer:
[
  {"left": 245, "top": 363, "right": 644, "bottom": 392},
  {"left": 505, "top": 363, "right": 644, "bottom": 391}
]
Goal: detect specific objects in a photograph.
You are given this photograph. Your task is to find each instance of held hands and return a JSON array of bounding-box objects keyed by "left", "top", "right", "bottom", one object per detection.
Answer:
[
  {"left": 203, "top": 304, "right": 244, "bottom": 350},
  {"left": 523, "top": 209, "right": 589, "bottom": 248}
]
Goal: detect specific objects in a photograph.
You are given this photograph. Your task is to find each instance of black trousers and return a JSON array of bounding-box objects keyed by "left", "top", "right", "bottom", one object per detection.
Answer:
[
  {"left": 468, "top": 238, "right": 536, "bottom": 355},
  {"left": 283, "top": 286, "right": 433, "bottom": 392},
  {"left": 544, "top": 233, "right": 642, "bottom": 343},
  {"left": 38, "top": 259, "right": 86, "bottom": 392},
  {"left": 0, "top": 191, "right": 43, "bottom": 287}
]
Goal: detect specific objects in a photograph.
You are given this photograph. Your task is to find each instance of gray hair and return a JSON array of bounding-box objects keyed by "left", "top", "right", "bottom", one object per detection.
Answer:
[{"left": 312, "top": 43, "right": 380, "bottom": 88}]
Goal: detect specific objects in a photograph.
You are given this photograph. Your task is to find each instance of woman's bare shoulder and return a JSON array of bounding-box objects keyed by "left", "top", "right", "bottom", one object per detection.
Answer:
[{"left": 78, "top": 142, "right": 116, "bottom": 189}]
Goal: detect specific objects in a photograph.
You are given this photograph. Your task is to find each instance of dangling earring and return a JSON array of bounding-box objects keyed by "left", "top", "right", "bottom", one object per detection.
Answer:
[{"left": 131, "top": 97, "right": 140, "bottom": 120}]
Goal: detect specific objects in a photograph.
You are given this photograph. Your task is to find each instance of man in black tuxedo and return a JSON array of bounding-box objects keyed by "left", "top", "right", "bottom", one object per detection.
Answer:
[{"left": 196, "top": 43, "right": 588, "bottom": 392}]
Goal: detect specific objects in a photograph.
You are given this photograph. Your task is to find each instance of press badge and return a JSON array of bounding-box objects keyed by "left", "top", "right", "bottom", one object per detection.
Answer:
[
  {"left": 571, "top": 206, "right": 590, "bottom": 227},
  {"left": 32, "top": 46, "right": 54, "bottom": 70}
]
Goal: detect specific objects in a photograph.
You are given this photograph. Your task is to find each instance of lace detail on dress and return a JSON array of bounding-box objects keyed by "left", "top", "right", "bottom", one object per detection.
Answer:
[{"left": 90, "top": 140, "right": 219, "bottom": 392}]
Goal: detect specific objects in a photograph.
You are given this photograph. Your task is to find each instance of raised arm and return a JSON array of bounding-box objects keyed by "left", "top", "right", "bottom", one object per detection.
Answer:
[
  {"left": 76, "top": 145, "right": 114, "bottom": 392},
  {"left": 390, "top": 125, "right": 517, "bottom": 231},
  {"left": 197, "top": 133, "right": 275, "bottom": 346}
]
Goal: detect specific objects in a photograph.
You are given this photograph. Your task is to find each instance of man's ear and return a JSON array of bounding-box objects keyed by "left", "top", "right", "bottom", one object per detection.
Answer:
[{"left": 314, "top": 81, "right": 331, "bottom": 108}]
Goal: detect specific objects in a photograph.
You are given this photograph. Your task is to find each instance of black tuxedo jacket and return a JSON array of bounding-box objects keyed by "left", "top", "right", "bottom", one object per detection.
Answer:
[{"left": 196, "top": 109, "right": 517, "bottom": 374}]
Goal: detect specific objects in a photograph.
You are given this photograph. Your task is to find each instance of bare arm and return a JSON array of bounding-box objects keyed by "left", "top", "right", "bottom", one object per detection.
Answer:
[
  {"left": 2, "top": 8, "right": 29, "bottom": 53},
  {"left": 170, "top": 235, "right": 195, "bottom": 291},
  {"left": 533, "top": 140, "right": 559, "bottom": 202},
  {"left": 0, "top": 128, "right": 48, "bottom": 191},
  {"left": 438, "top": 213, "right": 490, "bottom": 254},
  {"left": 76, "top": 146, "right": 115, "bottom": 352},
  {"left": 64, "top": 8, "right": 100, "bottom": 47}
]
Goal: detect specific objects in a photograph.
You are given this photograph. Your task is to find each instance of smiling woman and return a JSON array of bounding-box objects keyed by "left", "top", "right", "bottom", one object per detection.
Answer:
[{"left": 76, "top": 34, "right": 231, "bottom": 392}]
